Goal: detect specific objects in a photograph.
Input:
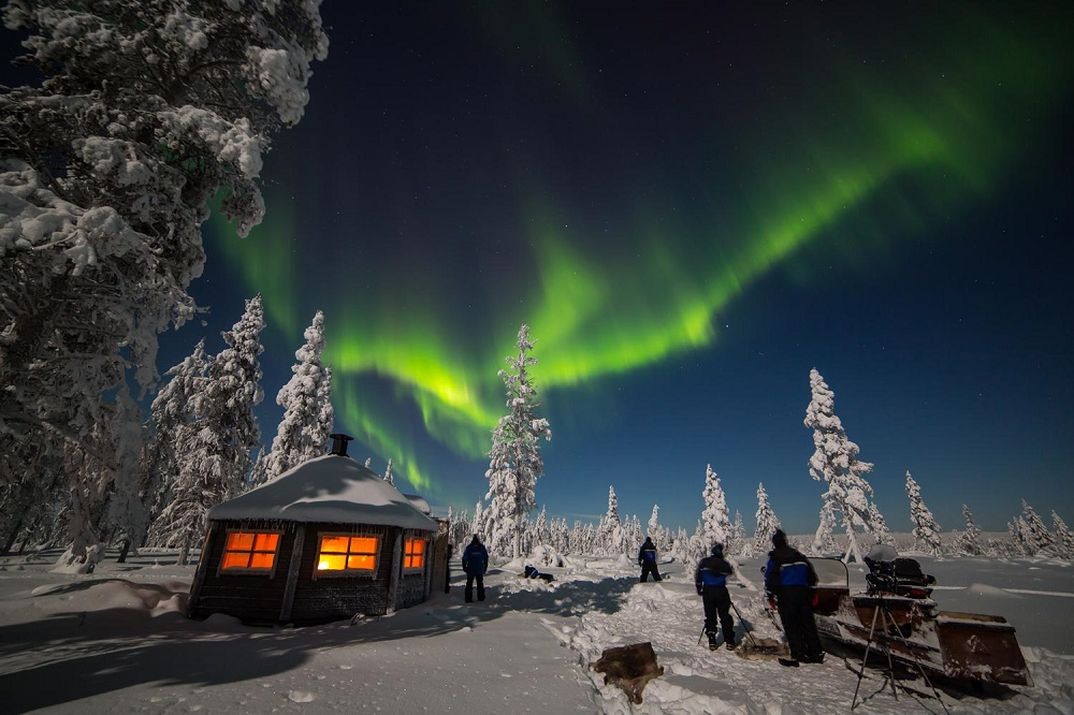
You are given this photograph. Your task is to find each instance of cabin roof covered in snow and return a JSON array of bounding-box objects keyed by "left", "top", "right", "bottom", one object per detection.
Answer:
[
  {"left": 209, "top": 455, "right": 437, "bottom": 530},
  {"left": 403, "top": 494, "right": 432, "bottom": 515}
]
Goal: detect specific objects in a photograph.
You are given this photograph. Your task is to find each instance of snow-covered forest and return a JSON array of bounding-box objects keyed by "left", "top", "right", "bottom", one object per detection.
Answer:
[
  {"left": 449, "top": 366, "right": 1073, "bottom": 565},
  {"left": 0, "top": 0, "right": 329, "bottom": 573}
]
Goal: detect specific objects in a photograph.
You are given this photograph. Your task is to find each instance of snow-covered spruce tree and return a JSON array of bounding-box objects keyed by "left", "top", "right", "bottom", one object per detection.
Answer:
[
  {"left": 103, "top": 386, "right": 148, "bottom": 549},
  {"left": 383, "top": 459, "right": 394, "bottom": 487},
  {"left": 445, "top": 506, "right": 465, "bottom": 546},
  {"left": 143, "top": 339, "right": 210, "bottom": 522},
  {"left": 669, "top": 525, "right": 688, "bottom": 564},
  {"left": 552, "top": 518, "right": 570, "bottom": 554},
  {"left": 470, "top": 500, "right": 486, "bottom": 540},
  {"left": 52, "top": 422, "right": 114, "bottom": 572},
  {"left": 1018, "top": 500, "right": 1055, "bottom": 556},
  {"left": 0, "top": 1, "right": 328, "bottom": 564},
  {"left": 868, "top": 502, "right": 892, "bottom": 546},
  {"left": 261, "top": 310, "right": 333, "bottom": 482},
  {"left": 905, "top": 471, "right": 942, "bottom": 555},
  {"left": 0, "top": 452, "right": 66, "bottom": 552},
  {"left": 647, "top": 504, "right": 664, "bottom": 545},
  {"left": 533, "top": 506, "right": 549, "bottom": 546},
  {"left": 804, "top": 369, "right": 875, "bottom": 563},
  {"left": 314, "top": 367, "right": 333, "bottom": 448},
  {"left": 625, "top": 515, "right": 643, "bottom": 555},
  {"left": 728, "top": 511, "right": 746, "bottom": 557},
  {"left": 566, "top": 521, "right": 582, "bottom": 553},
  {"left": 812, "top": 500, "right": 838, "bottom": 556},
  {"left": 701, "top": 464, "right": 731, "bottom": 551},
  {"left": 446, "top": 507, "right": 466, "bottom": 546},
  {"left": 956, "top": 504, "right": 984, "bottom": 556},
  {"left": 247, "top": 447, "right": 268, "bottom": 490},
  {"left": 454, "top": 509, "right": 472, "bottom": 546},
  {"left": 45, "top": 382, "right": 146, "bottom": 573},
  {"left": 596, "top": 486, "right": 623, "bottom": 555},
  {"left": 754, "top": 482, "right": 781, "bottom": 554},
  {"left": 483, "top": 324, "right": 552, "bottom": 559},
  {"left": 1007, "top": 518, "right": 1030, "bottom": 557},
  {"left": 683, "top": 520, "right": 702, "bottom": 565},
  {"left": 147, "top": 295, "right": 265, "bottom": 564},
  {"left": 1052, "top": 511, "right": 1074, "bottom": 559}
]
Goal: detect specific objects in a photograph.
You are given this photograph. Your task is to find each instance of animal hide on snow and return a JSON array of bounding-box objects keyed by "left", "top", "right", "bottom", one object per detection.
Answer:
[{"left": 592, "top": 641, "right": 664, "bottom": 704}]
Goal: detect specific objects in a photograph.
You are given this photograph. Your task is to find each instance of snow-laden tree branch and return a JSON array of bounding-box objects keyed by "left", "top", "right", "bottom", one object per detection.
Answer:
[{"left": 0, "top": 0, "right": 327, "bottom": 568}]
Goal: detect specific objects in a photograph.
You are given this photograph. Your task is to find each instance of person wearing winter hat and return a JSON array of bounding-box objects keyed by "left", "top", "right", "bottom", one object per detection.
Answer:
[
  {"left": 764, "top": 529, "right": 823, "bottom": 666},
  {"left": 694, "top": 543, "right": 736, "bottom": 651},
  {"left": 637, "top": 536, "right": 662, "bottom": 582}
]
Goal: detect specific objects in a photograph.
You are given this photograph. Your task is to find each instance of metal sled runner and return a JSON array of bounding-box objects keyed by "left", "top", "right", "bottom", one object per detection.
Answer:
[{"left": 809, "top": 558, "right": 1033, "bottom": 687}]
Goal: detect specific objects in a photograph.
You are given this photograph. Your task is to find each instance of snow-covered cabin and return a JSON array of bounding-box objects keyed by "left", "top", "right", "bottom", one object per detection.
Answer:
[{"left": 188, "top": 435, "right": 443, "bottom": 624}]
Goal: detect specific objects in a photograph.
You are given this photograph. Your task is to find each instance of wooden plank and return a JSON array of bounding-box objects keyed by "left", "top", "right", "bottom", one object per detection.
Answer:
[
  {"left": 278, "top": 524, "right": 306, "bottom": 622},
  {"left": 186, "top": 522, "right": 218, "bottom": 617},
  {"left": 385, "top": 528, "right": 402, "bottom": 614},
  {"left": 425, "top": 522, "right": 444, "bottom": 598}
]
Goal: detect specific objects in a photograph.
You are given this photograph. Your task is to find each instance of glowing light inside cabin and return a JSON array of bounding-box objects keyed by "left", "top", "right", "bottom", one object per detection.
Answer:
[
  {"left": 221, "top": 531, "right": 280, "bottom": 571},
  {"left": 403, "top": 538, "right": 426, "bottom": 570},
  {"left": 317, "top": 535, "right": 378, "bottom": 572}
]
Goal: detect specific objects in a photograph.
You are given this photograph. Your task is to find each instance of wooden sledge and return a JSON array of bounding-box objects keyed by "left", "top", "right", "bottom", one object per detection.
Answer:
[{"left": 810, "top": 558, "right": 1032, "bottom": 687}]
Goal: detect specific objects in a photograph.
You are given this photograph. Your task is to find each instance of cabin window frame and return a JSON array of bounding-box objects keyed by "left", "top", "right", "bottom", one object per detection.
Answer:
[
  {"left": 402, "top": 535, "right": 428, "bottom": 574},
  {"left": 313, "top": 531, "right": 381, "bottom": 579},
  {"left": 217, "top": 528, "right": 283, "bottom": 577}
]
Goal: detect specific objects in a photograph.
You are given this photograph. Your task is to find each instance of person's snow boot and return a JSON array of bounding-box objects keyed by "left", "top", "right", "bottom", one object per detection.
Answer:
[
  {"left": 778, "top": 658, "right": 800, "bottom": 667},
  {"left": 707, "top": 633, "right": 719, "bottom": 651},
  {"left": 725, "top": 641, "right": 736, "bottom": 652}
]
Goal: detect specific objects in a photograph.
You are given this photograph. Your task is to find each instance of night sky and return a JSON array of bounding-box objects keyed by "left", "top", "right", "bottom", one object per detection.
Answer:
[{"left": 12, "top": 2, "right": 1073, "bottom": 533}]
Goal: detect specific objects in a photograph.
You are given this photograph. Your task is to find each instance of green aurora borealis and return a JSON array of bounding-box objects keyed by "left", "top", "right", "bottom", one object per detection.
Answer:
[{"left": 201, "top": 3, "right": 1073, "bottom": 518}]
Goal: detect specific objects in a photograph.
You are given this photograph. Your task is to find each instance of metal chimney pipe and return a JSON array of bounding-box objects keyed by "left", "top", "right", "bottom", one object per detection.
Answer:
[{"left": 328, "top": 433, "right": 353, "bottom": 457}]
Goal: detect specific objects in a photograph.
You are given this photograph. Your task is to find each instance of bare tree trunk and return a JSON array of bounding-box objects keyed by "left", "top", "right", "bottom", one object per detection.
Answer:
[
  {"left": 178, "top": 534, "right": 190, "bottom": 566},
  {"left": 843, "top": 523, "right": 863, "bottom": 564}
]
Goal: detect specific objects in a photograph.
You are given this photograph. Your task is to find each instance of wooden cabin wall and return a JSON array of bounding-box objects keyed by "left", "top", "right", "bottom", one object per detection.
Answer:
[
  {"left": 395, "top": 527, "right": 433, "bottom": 610},
  {"left": 290, "top": 522, "right": 394, "bottom": 621},
  {"left": 188, "top": 519, "right": 298, "bottom": 623},
  {"left": 429, "top": 519, "right": 450, "bottom": 598},
  {"left": 190, "top": 520, "right": 437, "bottom": 624}
]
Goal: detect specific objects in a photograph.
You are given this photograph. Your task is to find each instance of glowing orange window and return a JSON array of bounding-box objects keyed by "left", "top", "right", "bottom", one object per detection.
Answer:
[
  {"left": 221, "top": 531, "right": 280, "bottom": 572},
  {"left": 403, "top": 538, "right": 426, "bottom": 570},
  {"left": 317, "top": 535, "right": 378, "bottom": 572}
]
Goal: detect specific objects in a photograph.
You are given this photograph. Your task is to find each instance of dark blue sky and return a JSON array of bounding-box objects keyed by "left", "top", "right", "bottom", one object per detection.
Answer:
[{"left": 7, "top": 2, "right": 1070, "bottom": 533}]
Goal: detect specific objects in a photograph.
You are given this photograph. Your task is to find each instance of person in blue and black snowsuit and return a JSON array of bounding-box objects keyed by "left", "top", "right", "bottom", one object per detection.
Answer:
[
  {"left": 764, "top": 529, "right": 823, "bottom": 666},
  {"left": 695, "top": 543, "right": 736, "bottom": 650},
  {"left": 462, "top": 535, "right": 488, "bottom": 603},
  {"left": 523, "top": 565, "right": 555, "bottom": 582},
  {"left": 638, "top": 537, "right": 662, "bottom": 582}
]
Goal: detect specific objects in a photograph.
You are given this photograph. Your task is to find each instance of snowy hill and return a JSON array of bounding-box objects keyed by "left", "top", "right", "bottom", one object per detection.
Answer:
[{"left": 0, "top": 548, "right": 1072, "bottom": 713}]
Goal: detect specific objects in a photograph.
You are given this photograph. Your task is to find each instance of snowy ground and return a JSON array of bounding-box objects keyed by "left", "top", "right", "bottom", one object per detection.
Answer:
[{"left": 0, "top": 548, "right": 1071, "bottom": 714}]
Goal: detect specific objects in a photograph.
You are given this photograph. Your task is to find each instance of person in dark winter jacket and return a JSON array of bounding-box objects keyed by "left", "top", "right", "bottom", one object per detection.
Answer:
[
  {"left": 638, "top": 537, "right": 662, "bottom": 582},
  {"left": 523, "top": 565, "right": 555, "bottom": 582},
  {"left": 764, "top": 529, "right": 823, "bottom": 666},
  {"left": 695, "top": 543, "right": 736, "bottom": 650},
  {"left": 462, "top": 535, "right": 489, "bottom": 602}
]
